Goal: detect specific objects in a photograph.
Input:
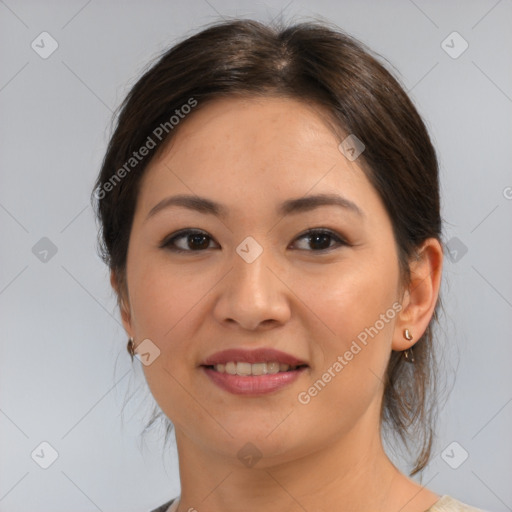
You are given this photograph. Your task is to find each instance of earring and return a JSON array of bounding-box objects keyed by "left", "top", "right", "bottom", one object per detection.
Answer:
[
  {"left": 127, "top": 337, "right": 135, "bottom": 361},
  {"left": 402, "top": 328, "right": 415, "bottom": 363},
  {"left": 403, "top": 347, "right": 415, "bottom": 363}
]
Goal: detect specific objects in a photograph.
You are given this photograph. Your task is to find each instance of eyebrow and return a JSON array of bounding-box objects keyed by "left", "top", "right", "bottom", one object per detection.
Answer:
[{"left": 145, "top": 193, "right": 364, "bottom": 221}]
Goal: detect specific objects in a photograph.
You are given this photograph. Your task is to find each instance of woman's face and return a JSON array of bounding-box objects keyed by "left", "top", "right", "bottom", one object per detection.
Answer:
[{"left": 119, "top": 96, "right": 408, "bottom": 464}]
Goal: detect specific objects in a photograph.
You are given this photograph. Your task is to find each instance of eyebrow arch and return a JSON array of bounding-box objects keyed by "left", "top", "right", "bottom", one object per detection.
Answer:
[{"left": 145, "top": 192, "right": 364, "bottom": 221}]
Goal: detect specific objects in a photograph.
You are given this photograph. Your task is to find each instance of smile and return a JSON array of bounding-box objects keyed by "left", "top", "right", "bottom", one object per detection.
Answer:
[
  {"left": 201, "top": 364, "right": 308, "bottom": 395},
  {"left": 207, "top": 361, "right": 306, "bottom": 376}
]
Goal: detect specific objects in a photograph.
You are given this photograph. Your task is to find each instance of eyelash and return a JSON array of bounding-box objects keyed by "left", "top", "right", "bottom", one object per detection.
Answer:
[{"left": 159, "top": 228, "right": 350, "bottom": 254}]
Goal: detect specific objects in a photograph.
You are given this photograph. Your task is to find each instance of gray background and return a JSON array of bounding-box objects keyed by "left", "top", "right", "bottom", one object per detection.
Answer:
[{"left": 1, "top": 1, "right": 511, "bottom": 511}]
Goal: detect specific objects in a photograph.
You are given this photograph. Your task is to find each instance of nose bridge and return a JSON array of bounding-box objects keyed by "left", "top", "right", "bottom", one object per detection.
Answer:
[
  {"left": 232, "top": 234, "right": 276, "bottom": 300},
  {"left": 215, "top": 234, "right": 290, "bottom": 329}
]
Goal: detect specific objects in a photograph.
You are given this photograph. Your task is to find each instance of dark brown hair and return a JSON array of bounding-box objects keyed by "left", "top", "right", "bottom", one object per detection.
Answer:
[{"left": 92, "top": 17, "right": 444, "bottom": 475}]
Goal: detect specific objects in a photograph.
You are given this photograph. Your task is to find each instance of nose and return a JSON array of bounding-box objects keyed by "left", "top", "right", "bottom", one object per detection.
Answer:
[{"left": 212, "top": 244, "right": 291, "bottom": 331}]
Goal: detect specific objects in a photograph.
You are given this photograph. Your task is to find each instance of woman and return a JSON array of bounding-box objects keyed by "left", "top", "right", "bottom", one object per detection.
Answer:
[{"left": 92, "top": 17, "right": 486, "bottom": 512}]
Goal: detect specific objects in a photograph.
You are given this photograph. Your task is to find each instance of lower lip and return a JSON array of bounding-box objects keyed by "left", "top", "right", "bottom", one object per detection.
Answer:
[{"left": 201, "top": 366, "right": 307, "bottom": 395}]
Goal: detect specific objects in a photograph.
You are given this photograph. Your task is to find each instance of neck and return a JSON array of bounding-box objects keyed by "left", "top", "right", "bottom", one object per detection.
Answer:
[{"left": 171, "top": 410, "right": 429, "bottom": 512}]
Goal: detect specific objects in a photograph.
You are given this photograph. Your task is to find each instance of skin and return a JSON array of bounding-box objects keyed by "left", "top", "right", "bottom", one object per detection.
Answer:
[{"left": 113, "top": 96, "right": 443, "bottom": 512}]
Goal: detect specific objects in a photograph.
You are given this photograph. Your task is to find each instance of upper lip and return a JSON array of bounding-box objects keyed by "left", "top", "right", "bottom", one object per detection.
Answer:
[{"left": 201, "top": 348, "right": 308, "bottom": 367}]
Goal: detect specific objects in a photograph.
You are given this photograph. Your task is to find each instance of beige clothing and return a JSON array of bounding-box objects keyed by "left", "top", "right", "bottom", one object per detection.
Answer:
[
  {"left": 154, "top": 494, "right": 488, "bottom": 512},
  {"left": 425, "top": 495, "right": 488, "bottom": 511}
]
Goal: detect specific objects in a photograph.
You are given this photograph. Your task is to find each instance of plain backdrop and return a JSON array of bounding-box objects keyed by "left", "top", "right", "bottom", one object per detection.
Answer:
[{"left": 1, "top": 1, "right": 511, "bottom": 511}]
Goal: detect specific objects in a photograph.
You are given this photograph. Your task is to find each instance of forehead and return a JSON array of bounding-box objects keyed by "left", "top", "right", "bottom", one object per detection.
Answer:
[
  {"left": 161, "top": 95, "right": 342, "bottom": 159},
  {"left": 136, "top": 96, "right": 383, "bottom": 221}
]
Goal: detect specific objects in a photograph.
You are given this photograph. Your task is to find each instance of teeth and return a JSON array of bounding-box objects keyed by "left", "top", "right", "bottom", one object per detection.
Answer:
[
  {"left": 214, "top": 361, "right": 295, "bottom": 375},
  {"left": 267, "top": 362, "right": 280, "bottom": 374}
]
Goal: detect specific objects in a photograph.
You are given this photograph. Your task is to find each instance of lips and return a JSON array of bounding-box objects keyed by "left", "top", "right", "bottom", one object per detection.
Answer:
[
  {"left": 200, "top": 348, "right": 309, "bottom": 395},
  {"left": 201, "top": 348, "right": 308, "bottom": 367}
]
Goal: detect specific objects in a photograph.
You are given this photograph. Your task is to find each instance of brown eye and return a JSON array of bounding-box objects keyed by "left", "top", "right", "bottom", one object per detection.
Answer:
[
  {"left": 292, "top": 229, "right": 348, "bottom": 252},
  {"left": 160, "top": 230, "right": 217, "bottom": 253}
]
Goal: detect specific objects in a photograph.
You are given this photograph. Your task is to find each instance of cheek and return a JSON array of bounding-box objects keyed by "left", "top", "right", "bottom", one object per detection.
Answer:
[
  {"left": 290, "top": 278, "right": 397, "bottom": 443},
  {"left": 128, "top": 260, "right": 203, "bottom": 420},
  {"left": 303, "top": 256, "right": 398, "bottom": 346},
  {"left": 127, "top": 248, "right": 200, "bottom": 338},
  {"left": 295, "top": 253, "right": 399, "bottom": 402},
  {"left": 125, "top": 253, "right": 208, "bottom": 408}
]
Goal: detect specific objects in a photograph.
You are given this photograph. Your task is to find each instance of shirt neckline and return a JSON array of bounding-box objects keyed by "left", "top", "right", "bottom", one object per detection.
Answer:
[{"left": 167, "top": 494, "right": 453, "bottom": 512}]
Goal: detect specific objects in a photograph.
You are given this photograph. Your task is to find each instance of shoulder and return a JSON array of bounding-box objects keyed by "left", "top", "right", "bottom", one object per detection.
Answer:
[
  {"left": 149, "top": 497, "right": 177, "bottom": 512},
  {"left": 426, "top": 495, "right": 490, "bottom": 512}
]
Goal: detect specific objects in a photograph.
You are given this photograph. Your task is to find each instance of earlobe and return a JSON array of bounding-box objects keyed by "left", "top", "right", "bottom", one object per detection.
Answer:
[{"left": 392, "top": 238, "right": 443, "bottom": 351}]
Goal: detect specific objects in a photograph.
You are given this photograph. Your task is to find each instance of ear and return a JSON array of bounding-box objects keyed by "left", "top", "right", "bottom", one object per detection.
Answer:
[
  {"left": 110, "top": 270, "right": 134, "bottom": 338},
  {"left": 392, "top": 238, "right": 443, "bottom": 351}
]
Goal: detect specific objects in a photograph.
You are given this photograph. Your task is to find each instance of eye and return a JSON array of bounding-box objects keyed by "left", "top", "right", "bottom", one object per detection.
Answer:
[
  {"left": 159, "top": 229, "right": 218, "bottom": 253},
  {"left": 292, "top": 228, "right": 349, "bottom": 252},
  {"left": 160, "top": 228, "right": 349, "bottom": 254}
]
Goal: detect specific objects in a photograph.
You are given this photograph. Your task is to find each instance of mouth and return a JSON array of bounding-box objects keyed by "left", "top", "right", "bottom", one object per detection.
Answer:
[
  {"left": 202, "top": 361, "right": 308, "bottom": 376},
  {"left": 199, "top": 348, "right": 309, "bottom": 395},
  {"left": 201, "top": 347, "right": 308, "bottom": 368}
]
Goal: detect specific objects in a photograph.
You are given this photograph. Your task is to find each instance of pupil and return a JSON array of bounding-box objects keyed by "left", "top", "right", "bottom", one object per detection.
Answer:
[
  {"left": 190, "top": 234, "right": 209, "bottom": 250},
  {"left": 311, "top": 233, "right": 330, "bottom": 250}
]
